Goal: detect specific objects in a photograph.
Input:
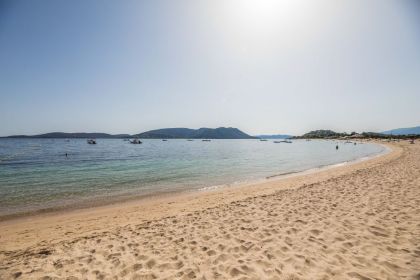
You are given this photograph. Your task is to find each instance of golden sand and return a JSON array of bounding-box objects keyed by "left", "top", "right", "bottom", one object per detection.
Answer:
[{"left": 0, "top": 142, "right": 419, "bottom": 279}]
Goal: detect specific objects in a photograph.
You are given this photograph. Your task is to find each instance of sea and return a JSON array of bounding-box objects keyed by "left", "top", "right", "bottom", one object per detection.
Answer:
[{"left": 0, "top": 138, "right": 386, "bottom": 219}]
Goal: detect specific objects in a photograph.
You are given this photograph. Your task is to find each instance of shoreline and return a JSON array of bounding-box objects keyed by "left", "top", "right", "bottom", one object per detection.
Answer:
[
  {"left": 0, "top": 142, "right": 397, "bottom": 249},
  {"left": 0, "top": 141, "right": 389, "bottom": 222}
]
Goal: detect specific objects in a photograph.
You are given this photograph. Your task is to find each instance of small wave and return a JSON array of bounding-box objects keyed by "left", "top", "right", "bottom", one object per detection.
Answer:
[
  {"left": 328, "top": 161, "right": 348, "bottom": 167},
  {"left": 198, "top": 184, "right": 224, "bottom": 191},
  {"left": 0, "top": 156, "right": 17, "bottom": 163},
  {"left": 266, "top": 170, "right": 300, "bottom": 179}
]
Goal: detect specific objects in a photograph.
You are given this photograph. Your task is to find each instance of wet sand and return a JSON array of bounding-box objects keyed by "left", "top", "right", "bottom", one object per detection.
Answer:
[{"left": 0, "top": 141, "right": 419, "bottom": 279}]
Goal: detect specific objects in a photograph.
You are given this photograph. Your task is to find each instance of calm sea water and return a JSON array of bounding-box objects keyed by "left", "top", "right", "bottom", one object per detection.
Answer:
[{"left": 0, "top": 139, "right": 385, "bottom": 218}]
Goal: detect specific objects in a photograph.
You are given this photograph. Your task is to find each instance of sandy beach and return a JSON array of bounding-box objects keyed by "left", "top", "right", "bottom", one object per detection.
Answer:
[{"left": 0, "top": 141, "right": 419, "bottom": 279}]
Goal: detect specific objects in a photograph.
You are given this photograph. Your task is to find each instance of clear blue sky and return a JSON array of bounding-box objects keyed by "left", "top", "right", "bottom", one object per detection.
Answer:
[{"left": 1, "top": 0, "right": 419, "bottom": 136}]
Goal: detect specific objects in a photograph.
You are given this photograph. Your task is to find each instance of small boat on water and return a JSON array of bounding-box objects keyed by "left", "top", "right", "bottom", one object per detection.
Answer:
[
  {"left": 130, "top": 138, "right": 142, "bottom": 144},
  {"left": 187, "top": 139, "right": 194, "bottom": 141},
  {"left": 202, "top": 139, "right": 211, "bottom": 142},
  {"left": 87, "top": 139, "right": 96, "bottom": 144},
  {"left": 274, "top": 140, "right": 292, "bottom": 144},
  {"left": 260, "top": 139, "right": 268, "bottom": 141},
  {"left": 162, "top": 139, "right": 168, "bottom": 141}
]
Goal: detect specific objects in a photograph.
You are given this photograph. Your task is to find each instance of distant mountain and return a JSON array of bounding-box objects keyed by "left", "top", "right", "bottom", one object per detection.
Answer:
[
  {"left": 134, "top": 127, "right": 256, "bottom": 139},
  {"left": 4, "top": 132, "right": 131, "bottom": 139},
  {"left": 381, "top": 126, "right": 420, "bottom": 135},
  {"left": 1, "top": 127, "right": 256, "bottom": 139},
  {"left": 297, "top": 130, "right": 347, "bottom": 139},
  {"left": 133, "top": 128, "right": 196, "bottom": 139},
  {"left": 255, "top": 134, "right": 293, "bottom": 139}
]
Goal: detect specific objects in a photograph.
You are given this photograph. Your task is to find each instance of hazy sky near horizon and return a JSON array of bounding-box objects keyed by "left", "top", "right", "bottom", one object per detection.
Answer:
[{"left": 1, "top": 0, "right": 419, "bottom": 136}]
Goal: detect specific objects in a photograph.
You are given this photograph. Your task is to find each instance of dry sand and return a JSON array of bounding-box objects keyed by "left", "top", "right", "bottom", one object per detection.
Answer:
[{"left": 0, "top": 142, "right": 419, "bottom": 279}]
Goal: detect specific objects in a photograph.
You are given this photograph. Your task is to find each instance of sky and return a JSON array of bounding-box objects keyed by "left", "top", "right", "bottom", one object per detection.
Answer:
[{"left": 0, "top": 0, "right": 419, "bottom": 136}]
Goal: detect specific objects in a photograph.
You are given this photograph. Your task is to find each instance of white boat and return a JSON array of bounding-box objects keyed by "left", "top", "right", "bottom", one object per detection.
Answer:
[
  {"left": 130, "top": 138, "right": 142, "bottom": 144},
  {"left": 274, "top": 140, "right": 292, "bottom": 143},
  {"left": 87, "top": 139, "right": 96, "bottom": 144}
]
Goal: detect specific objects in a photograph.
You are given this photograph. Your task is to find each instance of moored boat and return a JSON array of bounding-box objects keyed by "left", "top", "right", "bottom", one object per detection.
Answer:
[
  {"left": 274, "top": 140, "right": 292, "bottom": 144},
  {"left": 130, "top": 138, "right": 142, "bottom": 144}
]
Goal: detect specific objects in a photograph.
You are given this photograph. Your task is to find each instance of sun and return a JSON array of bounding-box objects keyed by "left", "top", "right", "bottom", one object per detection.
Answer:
[
  {"left": 227, "top": 0, "right": 305, "bottom": 29},
  {"left": 218, "top": 0, "right": 321, "bottom": 56}
]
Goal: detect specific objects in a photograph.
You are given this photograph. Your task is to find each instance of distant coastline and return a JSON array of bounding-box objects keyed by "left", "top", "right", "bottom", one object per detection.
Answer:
[
  {"left": 2, "top": 132, "right": 131, "bottom": 139},
  {"left": 292, "top": 129, "right": 420, "bottom": 140},
  {"left": 2, "top": 126, "right": 419, "bottom": 139},
  {"left": 2, "top": 127, "right": 256, "bottom": 139}
]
